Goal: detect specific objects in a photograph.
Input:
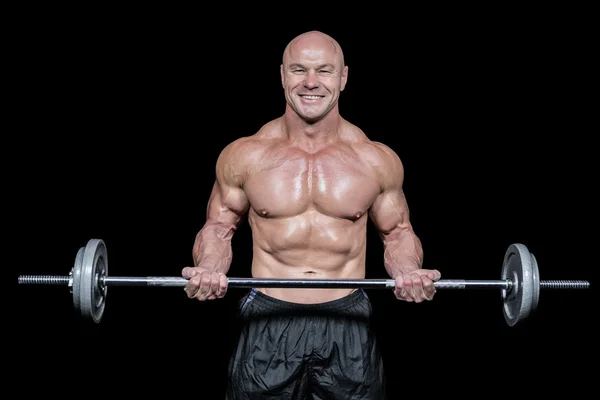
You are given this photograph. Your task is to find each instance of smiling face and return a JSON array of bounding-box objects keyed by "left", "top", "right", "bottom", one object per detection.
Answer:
[{"left": 280, "top": 31, "right": 348, "bottom": 123}]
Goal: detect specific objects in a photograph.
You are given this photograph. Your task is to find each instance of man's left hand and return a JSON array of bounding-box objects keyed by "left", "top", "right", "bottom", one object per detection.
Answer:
[{"left": 394, "top": 269, "right": 441, "bottom": 302}]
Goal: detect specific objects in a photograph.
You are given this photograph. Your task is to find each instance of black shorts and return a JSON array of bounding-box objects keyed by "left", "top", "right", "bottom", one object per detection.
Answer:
[{"left": 226, "top": 288, "right": 386, "bottom": 399}]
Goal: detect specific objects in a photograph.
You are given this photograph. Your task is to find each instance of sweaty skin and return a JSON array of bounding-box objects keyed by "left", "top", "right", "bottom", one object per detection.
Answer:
[{"left": 182, "top": 31, "right": 441, "bottom": 304}]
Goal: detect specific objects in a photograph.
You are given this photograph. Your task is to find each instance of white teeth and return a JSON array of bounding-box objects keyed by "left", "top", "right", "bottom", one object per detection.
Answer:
[{"left": 301, "top": 95, "right": 322, "bottom": 99}]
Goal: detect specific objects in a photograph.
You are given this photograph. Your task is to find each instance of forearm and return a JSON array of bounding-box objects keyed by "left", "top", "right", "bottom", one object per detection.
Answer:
[
  {"left": 381, "top": 229, "right": 424, "bottom": 278},
  {"left": 192, "top": 221, "right": 236, "bottom": 273}
]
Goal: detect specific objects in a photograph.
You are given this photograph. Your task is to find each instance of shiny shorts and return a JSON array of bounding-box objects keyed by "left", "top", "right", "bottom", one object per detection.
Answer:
[{"left": 226, "top": 288, "right": 386, "bottom": 399}]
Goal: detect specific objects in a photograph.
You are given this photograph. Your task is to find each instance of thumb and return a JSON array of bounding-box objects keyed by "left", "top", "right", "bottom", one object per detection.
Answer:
[
  {"left": 424, "top": 269, "right": 441, "bottom": 281},
  {"left": 181, "top": 267, "right": 197, "bottom": 279}
]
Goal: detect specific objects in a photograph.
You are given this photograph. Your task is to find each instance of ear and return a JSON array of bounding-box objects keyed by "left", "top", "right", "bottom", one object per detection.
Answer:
[
  {"left": 280, "top": 64, "right": 285, "bottom": 88},
  {"left": 340, "top": 65, "right": 349, "bottom": 91}
]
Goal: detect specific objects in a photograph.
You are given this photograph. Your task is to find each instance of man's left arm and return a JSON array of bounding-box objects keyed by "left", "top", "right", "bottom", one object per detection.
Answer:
[{"left": 368, "top": 145, "right": 440, "bottom": 302}]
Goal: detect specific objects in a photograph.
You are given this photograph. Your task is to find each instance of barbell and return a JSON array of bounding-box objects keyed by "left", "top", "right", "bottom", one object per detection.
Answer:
[{"left": 17, "top": 238, "right": 590, "bottom": 326}]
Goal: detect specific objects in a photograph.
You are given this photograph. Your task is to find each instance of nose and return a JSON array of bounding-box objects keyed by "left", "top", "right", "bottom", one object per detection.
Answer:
[{"left": 304, "top": 70, "right": 319, "bottom": 89}]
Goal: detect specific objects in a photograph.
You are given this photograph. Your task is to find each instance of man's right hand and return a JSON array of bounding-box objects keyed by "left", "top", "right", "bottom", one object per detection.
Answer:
[{"left": 181, "top": 267, "right": 228, "bottom": 301}]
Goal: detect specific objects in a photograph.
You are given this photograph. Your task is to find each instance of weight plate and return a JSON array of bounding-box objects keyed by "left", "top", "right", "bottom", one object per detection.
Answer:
[
  {"left": 501, "top": 243, "right": 534, "bottom": 326},
  {"left": 80, "top": 239, "right": 108, "bottom": 323},
  {"left": 530, "top": 252, "right": 540, "bottom": 314},
  {"left": 72, "top": 246, "right": 85, "bottom": 315}
]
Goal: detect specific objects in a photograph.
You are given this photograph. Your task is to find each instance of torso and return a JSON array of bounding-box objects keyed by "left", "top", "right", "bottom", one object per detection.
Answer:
[{"left": 236, "top": 118, "right": 386, "bottom": 303}]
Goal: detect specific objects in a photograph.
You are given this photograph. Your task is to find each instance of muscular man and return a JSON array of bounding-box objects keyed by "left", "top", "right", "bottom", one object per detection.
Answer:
[{"left": 182, "top": 30, "right": 441, "bottom": 399}]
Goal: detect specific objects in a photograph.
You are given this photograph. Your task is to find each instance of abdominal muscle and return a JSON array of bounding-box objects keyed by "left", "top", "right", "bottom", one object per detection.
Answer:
[{"left": 248, "top": 211, "right": 368, "bottom": 303}]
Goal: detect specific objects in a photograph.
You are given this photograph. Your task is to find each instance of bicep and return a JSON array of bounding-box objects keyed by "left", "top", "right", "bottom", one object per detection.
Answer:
[
  {"left": 369, "top": 187, "right": 413, "bottom": 237},
  {"left": 206, "top": 175, "right": 250, "bottom": 229},
  {"left": 368, "top": 143, "right": 414, "bottom": 237},
  {"left": 209, "top": 143, "right": 251, "bottom": 225},
  {"left": 204, "top": 180, "right": 244, "bottom": 227}
]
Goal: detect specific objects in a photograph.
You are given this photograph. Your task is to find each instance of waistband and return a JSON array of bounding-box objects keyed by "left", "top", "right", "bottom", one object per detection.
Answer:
[{"left": 242, "top": 287, "right": 369, "bottom": 313}]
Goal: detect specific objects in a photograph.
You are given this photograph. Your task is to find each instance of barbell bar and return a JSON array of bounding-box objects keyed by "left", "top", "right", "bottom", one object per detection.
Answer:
[{"left": 17, "top": 238, "right": 590, "bottom": 326}]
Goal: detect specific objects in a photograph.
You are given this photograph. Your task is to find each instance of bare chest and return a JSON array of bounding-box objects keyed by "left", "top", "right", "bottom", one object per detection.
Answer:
[{"left": 243, "top": 150, "right": 381, "bottom": 220}]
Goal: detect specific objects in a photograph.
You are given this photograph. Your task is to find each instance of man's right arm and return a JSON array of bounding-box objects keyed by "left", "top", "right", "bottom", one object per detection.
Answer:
[{"left": 182, "top": 140, "right": 251, "bottom": 301}]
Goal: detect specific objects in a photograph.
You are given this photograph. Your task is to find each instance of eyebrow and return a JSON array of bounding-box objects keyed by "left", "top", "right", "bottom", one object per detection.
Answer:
[{"left": 288, "top": 63, "right": 336, "bottom": 70}]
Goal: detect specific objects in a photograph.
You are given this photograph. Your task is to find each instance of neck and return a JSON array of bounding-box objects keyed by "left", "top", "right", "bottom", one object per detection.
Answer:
[{"left": 282, "top": 105, "right": 342, "bottom": 151}]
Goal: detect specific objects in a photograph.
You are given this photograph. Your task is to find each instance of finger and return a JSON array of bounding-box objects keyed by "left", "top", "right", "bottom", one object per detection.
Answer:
[
  {"left": 396, "top": 289, "right": 411, "bottom": 301},
  {"left": 206, "top": 272, "right": 221, "bottom": 300},
  {"left": 185, "top": 275, "right": 201, "bottom": 298},
  {"left": 209, "top": 272, "right": 221, "bottom": 297},
  {"left": 423, "top": 288, "right": 435, "bottom": 301},
  {"left": 217, "top": 273, "right": 228, "bottom": 298},
  {"left": 422, "top": 278, "right": 436, "bottom": 300},
  {"left": 411, "top": 274, "right": 424, "bottom": 303},
  {"left": 396, "top": 288, "right": 409, "bottom": 301},
  {"left": 394, "top": 285, "right": 405, "bottom": 300},
  {"left": 403, "top": 276, "right": 416, "bottom": 302},
  {"left": 394, "top": 275, "right": 407, "bottom": 300},
  {"left": 197, "top": 272, "right": 212, "bottom": 300},
  {"left": 395, "top": 274, "right": 405, "bottom": 290}
]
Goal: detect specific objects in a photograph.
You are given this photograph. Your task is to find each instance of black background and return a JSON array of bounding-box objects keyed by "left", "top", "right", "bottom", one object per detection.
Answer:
[{"left": 6, "top": 4, "right": 596, "bottom": 398}]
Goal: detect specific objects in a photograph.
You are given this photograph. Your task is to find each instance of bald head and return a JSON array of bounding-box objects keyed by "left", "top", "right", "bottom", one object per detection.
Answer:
[
  {"left": 279, "top": 30, "right": 349, "bottom": 124},
  {"left": 283, "top": 30, "right": 345, "bottom": 68}
]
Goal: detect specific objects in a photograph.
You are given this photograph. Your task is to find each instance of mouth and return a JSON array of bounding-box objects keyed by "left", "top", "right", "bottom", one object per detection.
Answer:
[{"left": 299, "top": 94, "right": 325, "bottom": 102}]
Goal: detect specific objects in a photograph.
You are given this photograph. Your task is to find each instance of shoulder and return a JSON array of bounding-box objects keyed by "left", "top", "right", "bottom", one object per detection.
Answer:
[
  {"left": 361, "top": 141, "right": 404, "bottom": 190},
  {"left": 217, "top": 136, "right": 263, "bottom": 165},
  {"left": 216, "top": 118, "right": 284, "bottom": 183},
  {"left": 218, "top": 119, "right": 282, "bottom": 163},
  {"left": 342, "top": 124, "right": 404, "bottom": 189},
  {"left": 370, "top": 141, "right": 404, "bottom": 173},
  {"left": 343, "top": 124, "right": 403, "bottom": 172}
]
